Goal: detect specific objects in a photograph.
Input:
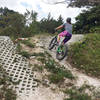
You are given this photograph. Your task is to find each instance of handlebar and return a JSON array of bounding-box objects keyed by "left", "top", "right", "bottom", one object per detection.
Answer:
[{"left": 52, "top": 29, "right": 57, "bottom": 34}]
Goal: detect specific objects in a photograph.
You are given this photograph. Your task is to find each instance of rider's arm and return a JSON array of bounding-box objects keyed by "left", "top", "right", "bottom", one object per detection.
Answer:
[{"left": 55, "top": 25, "right": 63, "bottom": 30}]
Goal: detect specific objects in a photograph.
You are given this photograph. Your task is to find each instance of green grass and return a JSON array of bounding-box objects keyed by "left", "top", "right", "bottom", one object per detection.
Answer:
[
  {"left": 0, "top": 65, "right": 17, "bottom": 100},
  {"left": 48, "top": 73, "right": 64, "bottom": 83},
  {"left": 44, "top": 51, "right": 52, "bottom": 57},
  {"left": 19, "top": 51, "right": 31, "bottom": 58},
  {"left": 5, "top": 88, "right": 17, "bottom": 100},
  {"left": 36, "top": 51, "right": 74, "bottom": 84},
  {"left": 16, "top": 43, "right": 21, "bottom": 53},
  {"left": 68, "top": 33, "right": 100, "bottom": 77},
  {"left": 33, "top": 64, "right": 44, "bottom": 72},
  {"left": 21, "top": 40, "right": 35, "bottom": 48},
  {"left": 64, "top": 84, "right": 93, "bottom": 100},
  {"left": 31, "top": 52, "right": 45, "bottom": 57},
  {"left": 37, "top": 57, "right": 46, "bottom": 63},
  {"left": 17, "top": 42, "right": 45, "bottom": 59},
  {"left": 45, "top": 59, "right": 74, "bottom": 84}
]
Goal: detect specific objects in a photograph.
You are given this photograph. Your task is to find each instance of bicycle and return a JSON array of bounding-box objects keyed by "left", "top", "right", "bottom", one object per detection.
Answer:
[{"left": 48, "top": 33, "right": 68, "bottom": 60}]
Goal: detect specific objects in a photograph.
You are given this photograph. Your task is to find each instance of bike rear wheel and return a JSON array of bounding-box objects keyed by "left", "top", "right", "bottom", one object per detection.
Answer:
[
  {"left": 56, "top": 44, "right": 68, "bottom": 60},
  {"left": 48, "top": 36, "right": 57, "bottom": 50}
]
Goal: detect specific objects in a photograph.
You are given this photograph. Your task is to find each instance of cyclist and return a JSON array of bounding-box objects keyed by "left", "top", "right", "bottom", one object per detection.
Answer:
[{"left": 55, "top": 17, "right": 72, "bottom": 45}]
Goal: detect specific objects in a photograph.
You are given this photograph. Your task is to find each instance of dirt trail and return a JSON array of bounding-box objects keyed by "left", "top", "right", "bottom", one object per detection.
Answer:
[{"left": 40, "top": 34, "right": 100, "bottom": 88}]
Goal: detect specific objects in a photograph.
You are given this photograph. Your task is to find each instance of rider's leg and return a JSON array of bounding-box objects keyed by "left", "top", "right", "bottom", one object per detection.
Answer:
[
  {"left": 57, "top": 35, "right": 60, "bottom": 43},
  {"left": 57, "top": 31, "right": 67, "bottom": 43},
  {"left": 63, "top": 33, "right": 72, "bottom": 44}
]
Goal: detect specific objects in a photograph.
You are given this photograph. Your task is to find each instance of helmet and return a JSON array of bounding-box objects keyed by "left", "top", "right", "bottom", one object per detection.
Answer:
[{"left": 66, "top": 17, "right": 71, "bottom": 23}]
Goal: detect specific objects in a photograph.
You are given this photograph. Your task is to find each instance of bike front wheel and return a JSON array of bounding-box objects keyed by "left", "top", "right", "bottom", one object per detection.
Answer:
[{"left": 48, "top": 36, "right": 57, "bottom": 50}]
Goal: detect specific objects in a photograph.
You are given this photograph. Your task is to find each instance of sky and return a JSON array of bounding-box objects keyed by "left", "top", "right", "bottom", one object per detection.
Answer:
[{"left": 0, "top": 0, "right": 84, "bottom": 23}]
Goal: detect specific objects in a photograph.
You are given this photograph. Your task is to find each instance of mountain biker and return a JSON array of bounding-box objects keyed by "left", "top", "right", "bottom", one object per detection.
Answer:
[{"left": 55, "top": 17, "right": 72, "bottom": 45}]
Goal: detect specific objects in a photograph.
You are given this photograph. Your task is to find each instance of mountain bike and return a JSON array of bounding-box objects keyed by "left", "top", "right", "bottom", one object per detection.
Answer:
[{"left": 48, "top": 35, "right": 68, "bottom": 60}]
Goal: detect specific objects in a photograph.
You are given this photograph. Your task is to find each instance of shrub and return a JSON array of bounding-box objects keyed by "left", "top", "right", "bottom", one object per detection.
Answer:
[{"left": 68, "top": 33, "right": 100, "bottom": 77}]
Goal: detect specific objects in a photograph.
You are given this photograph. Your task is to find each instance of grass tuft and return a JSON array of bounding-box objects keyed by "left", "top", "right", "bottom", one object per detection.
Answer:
[
  {"left": 31, "top": 52, "right": 45, "bottom": 57},
  {"left": 64, "top": 84, "right": 93, "bottom": 100},
  {"left": 21, "top": 40, "right": 35, "bottom": 48},
  {"left": 19, "top": 51, "right": 31, "bottom": 58}
]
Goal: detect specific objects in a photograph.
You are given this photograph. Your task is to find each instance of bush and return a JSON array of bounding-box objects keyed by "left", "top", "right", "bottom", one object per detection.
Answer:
[
  {"left": 68, "top": 33, "right": 100, "bottom": 77},
  {"left": 89, "top": 26, "right": 100, "bottom": 33}
]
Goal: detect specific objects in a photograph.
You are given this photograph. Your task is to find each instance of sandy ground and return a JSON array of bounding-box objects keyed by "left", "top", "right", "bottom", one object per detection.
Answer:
[
  {"left": 17, "top": 86, "right": 65, "bottom": 100},
  {"left": 17, "top": 34, "right": 100, "bottom": 100}
]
